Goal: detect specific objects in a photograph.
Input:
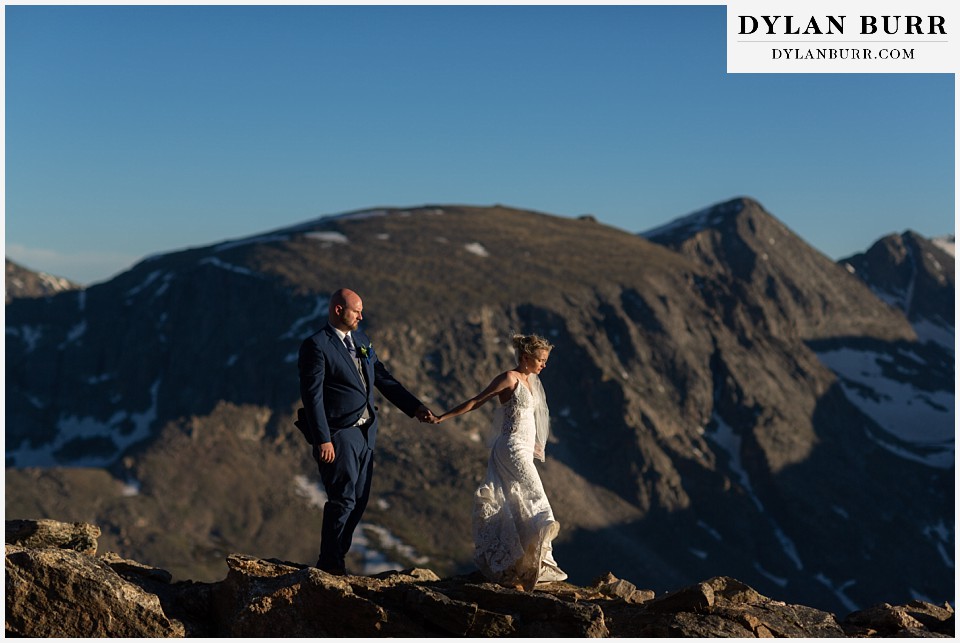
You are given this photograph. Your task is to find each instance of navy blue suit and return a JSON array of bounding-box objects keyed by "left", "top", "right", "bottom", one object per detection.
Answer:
[{"left": 298, "top": 324, "right": 422, "bottom": 572}]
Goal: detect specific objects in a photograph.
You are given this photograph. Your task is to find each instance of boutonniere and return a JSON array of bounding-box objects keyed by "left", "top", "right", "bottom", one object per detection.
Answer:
[{"left": 358, "top": 344, "right": 371, "bottom": 361}]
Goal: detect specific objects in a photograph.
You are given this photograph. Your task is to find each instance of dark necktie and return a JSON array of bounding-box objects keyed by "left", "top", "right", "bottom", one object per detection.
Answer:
[
  {"left": 345, "top": 334, "right": 371, "bottom": 424},
  {"left": 344, "top": 333, "right": 357, "bottom": 359},
  {"left": 344, "top": 334, "right": 367, "bottom": 385}
]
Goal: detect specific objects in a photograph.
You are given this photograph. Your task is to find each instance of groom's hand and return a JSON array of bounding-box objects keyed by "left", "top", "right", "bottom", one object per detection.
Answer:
[
  {"left": 319, "top": 442, "right": 336, "bottom": 463},
  {"left": 415, "top": 405, "right": 439, "bottom": 424}
]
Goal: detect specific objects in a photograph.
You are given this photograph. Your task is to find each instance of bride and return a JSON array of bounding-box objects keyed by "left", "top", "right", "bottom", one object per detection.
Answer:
[{"left": 437, "top": 334, "right": 567, "bottom": 590}]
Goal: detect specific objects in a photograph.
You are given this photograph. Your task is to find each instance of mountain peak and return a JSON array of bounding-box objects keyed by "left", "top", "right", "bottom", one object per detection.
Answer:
[
  {"left": 641, "top": 197, "right": 914, "bottom": 343},
  {"left": 5, "top": 259, "right": 81, "bottom": 303},
  {"left": 839, "top": 230, "right": 954, "bottom": 342},
  {"left": 640, "top": 196, "right": 760, "bottom": 242}
]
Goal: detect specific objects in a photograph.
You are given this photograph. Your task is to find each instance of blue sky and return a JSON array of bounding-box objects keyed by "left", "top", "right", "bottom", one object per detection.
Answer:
[{"left": 5, "top": 4, "right": 956, "bottom": 285}]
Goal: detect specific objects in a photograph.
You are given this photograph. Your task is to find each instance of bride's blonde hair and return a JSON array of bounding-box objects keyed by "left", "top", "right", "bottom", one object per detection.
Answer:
[{"left": 512, "top": 333, "right": 554, "bottom": 358}]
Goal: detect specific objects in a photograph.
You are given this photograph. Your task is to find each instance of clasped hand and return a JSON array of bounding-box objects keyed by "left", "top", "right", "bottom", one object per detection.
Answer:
[{"left": 415, "top": 405, "right": 441, "bottom": 424}]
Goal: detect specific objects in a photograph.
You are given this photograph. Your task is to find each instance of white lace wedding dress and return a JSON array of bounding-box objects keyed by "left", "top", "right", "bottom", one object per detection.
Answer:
[{"left": 472, "top": 375, "right": 567, "bottom": 590}]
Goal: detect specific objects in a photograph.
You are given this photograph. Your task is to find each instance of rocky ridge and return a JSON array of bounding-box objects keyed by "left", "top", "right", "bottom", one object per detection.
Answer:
[{"left": 5, "top": 518, "right": 954, "bottom": 638}]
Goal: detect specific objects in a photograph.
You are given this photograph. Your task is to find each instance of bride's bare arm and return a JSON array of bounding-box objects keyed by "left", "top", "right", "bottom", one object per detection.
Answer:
[{"left": 437, "top": 372, "right": 514, "bottom": 423}]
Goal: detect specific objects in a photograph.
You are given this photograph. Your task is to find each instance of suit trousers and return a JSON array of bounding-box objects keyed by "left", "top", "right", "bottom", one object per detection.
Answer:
[{"left": 317, "top": 426, "right": 374, "bottom": 573}]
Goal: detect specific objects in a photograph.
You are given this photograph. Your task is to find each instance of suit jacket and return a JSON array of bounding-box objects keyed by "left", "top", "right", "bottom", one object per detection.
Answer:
[{"left": 298, "top": 324, "right": 422, "bottom": 451}]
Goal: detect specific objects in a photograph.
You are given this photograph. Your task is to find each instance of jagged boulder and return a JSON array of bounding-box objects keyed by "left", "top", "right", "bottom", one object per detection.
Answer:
[
  {"left": 842, "top": 600, "right": 955, "bottom": 637},
  {"left": 350, "top": 569, "right": 519, "bottom": 636},
  {"left": 100, "top": 551, "right": 217, "bottom": 637},
  {"left": 5, "top": 544, "right": 185, "bottom": 637},
  {"left": 600, "top": 576, "right": 846, "bottom": 637},
  {"left": 592, "top": 571, "right": 656, "bottom": 604},
  {"left": 426, "top": 575, "right": 609, "bottom": 637},
  {"left": 211, "top": 554, "right": 423, "bottom": 637}
]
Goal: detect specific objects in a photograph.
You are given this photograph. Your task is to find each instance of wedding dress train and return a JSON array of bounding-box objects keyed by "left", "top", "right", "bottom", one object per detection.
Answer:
[{"left": 472, "top": 376, "right": 567, "bottom": 590}]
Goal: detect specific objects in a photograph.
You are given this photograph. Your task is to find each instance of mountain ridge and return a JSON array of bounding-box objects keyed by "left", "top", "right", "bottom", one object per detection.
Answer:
[{"left": 5, "top": 198, "right": 953, "bottom": 615}]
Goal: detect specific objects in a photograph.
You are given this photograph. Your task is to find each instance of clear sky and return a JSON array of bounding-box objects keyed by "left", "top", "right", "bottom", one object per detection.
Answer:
[{"left": 4, "top": 4, "right": 956, "bottom": 285}]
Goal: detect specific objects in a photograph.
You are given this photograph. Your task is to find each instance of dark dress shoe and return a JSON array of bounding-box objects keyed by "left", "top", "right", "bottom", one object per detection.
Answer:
[{"left": 316, "top": 560, "right": 347, "bottom": 576}]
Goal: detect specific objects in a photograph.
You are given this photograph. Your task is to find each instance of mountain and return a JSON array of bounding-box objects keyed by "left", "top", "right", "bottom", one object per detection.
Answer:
[
  {"left": 5, "top": 259, "right": 81, "bottom": 303},
  {"left": 838, "top": 231, "right": 954, "bottom": 349},
  {"left": 5, "top": 200, "right": 954, "bottom": 615}
]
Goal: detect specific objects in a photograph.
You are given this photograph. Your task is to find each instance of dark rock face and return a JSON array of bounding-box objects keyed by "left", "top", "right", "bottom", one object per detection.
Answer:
[
  {"left": 7, "top": 519, "right": 954, "bottom": 638},
  {"left": 5, "top": 201, "right": 953, "bottom": 615}
]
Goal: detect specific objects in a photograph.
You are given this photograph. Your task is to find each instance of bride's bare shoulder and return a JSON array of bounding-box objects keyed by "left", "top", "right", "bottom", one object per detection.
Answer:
[{"left": 499, "top": 370, "right": 521, "bottom": 387}]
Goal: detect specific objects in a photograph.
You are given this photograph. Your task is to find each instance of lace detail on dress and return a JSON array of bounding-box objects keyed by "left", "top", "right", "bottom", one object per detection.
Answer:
[
  {"left": 472, "top": 382, "right": 566, "bottom": 590},
  {"left": 501, "top": 380, "right": 534, "bottom": 429}
]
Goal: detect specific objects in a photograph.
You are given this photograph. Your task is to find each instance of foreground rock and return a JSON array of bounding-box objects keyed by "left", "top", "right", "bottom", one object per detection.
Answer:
[
  {"left": 5, "top": 545, "right": 185, "bottom": 637},
  {"left": 4, "top": 519, "right": 954, "bottom": 637}
]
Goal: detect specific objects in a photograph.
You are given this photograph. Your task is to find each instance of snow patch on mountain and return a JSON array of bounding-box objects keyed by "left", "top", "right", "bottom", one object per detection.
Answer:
[
  {"left": 706, "top": 414, "right": 804, "bottom": 572},
  {"left": 125, "top": 270, "right": 168, "bottom": 298},
  {"left": 194, "top": 208, "right": 447, "bottom": 257},
  {"left": 291, "top": 475, "right": 429, "bottom": 573},
  {"left": 59, "top": 320, "right": 88, "bottom": 348},
  {"left": 198, "top": 257, "right": 259, "bottom": 277},
  {"left": 9, "top": 380, "right": 162, "bottom": 467},
  {"left": 922, "top": 520, "right": 954, "bottom": 568},
  {"left": 754, "top": 562, "right": 789, "bottom": 588},
  {"left": 293, "top": 475, "right": 328, "bottom": 509},
  {"left": 7, "top": 325, "right": 43, "bottom": 353},
  {"left": 815, "top": 574, "right": 859, "bottom": 613},
  {"left": 280, "top": 297, "right": 330, "bottom": 340},
  {"left": 280, "top": 297, "right": 329, "bottom": 356},
  {"left": 305, "top": 231, "right": 349, "bottom": 244},
  {"left": 465, "top": 242, "right": 489, "bottom": 257},
  {"left": 932, "top": 234, "right": 955, "bottom": 256},
  {"left": 815, "top": 347, "right": 953, "bottom": 468},
  {"left": 354, "top": 523, "right": 431, "bottom": 574},
  {"left": 912, "top": 319, "right": 954, "bottom": 352}
]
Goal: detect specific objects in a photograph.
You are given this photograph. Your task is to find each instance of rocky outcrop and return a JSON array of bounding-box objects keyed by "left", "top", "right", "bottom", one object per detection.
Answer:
[
  {"left": 842, "top": 601, "right": 956, "bottom": 637},
  {"left": 5, "top": 545, "right": 186, "bottom": 637},
  {"left": 4, "top": 519, "right": 954, "bottom": 638},
  {"left": 6, "top": 518, "right": 101, "bottom": 555}
]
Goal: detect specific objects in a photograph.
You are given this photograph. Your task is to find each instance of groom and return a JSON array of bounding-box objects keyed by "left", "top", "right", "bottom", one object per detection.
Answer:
[{"left": 297, "top": 288, "right": 437, "bottom": 575}]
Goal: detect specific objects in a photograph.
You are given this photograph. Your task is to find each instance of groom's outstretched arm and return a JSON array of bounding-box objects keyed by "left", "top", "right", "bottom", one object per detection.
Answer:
[{"left": 372, "top": 359, "right": 434, "bottom": 420}]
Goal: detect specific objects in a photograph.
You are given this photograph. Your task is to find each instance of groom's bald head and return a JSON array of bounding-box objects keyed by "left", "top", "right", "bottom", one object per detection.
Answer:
[{"left": 329, "top": 288, "right": 363, "bottom": 331}]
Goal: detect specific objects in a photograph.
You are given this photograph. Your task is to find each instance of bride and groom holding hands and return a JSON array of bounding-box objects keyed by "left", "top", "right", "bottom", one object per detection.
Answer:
[{"left": 296, "top": 288, "right": 566, "bottom": 589}]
